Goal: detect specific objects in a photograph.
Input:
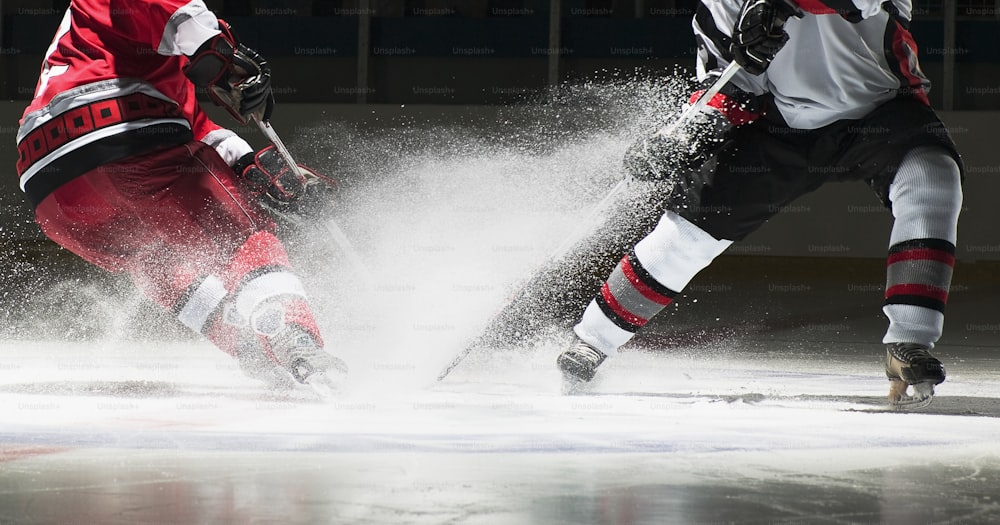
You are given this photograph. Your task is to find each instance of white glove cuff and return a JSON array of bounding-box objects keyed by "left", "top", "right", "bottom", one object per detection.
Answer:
[{"left": 201, "top": 129, "right": 254, "bottom": 166}]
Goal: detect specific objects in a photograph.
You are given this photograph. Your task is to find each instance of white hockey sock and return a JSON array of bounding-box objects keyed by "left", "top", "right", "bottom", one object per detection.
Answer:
[
  {"left": 882, "top": 146, "right": 962, "bottom": 348},
  {"left": 575, "top": 211, "right": 732, "bottom": 355}
]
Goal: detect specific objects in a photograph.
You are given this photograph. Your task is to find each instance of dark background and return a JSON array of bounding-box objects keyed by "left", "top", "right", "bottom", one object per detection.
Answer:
[
  {"left": 1, "top": 2, "right": 997, "bottom": 265},
  {"left": 2, "top": 0, "right": 999, "bottom": 107}
]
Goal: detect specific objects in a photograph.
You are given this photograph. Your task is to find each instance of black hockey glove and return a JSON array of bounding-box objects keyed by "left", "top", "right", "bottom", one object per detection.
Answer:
[
  {"left": 185, "top": 21, "right": 274, "bottom": 123},
  {"left": 233, "top": 146, "right": 330, "bottom": 208},
  {"left": 623, "top": 108, "right": 730, "bottom": 182},
  {"left": 731, "top": 0, "right": 803, "bottom": 76}
]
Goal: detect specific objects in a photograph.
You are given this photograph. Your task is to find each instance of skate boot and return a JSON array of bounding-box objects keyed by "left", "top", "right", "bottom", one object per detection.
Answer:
[
  {"left": 236, "top": 338, "right": 297, "bottom": 391},
  {"left": 557, "top": 337, "right": 607, "bottom": 393},
  {"left": 267, "top": 326, "right": 348, "bottom": 390},
  {"left": 885, "top": 342, "right": 945, "bottom": 408},
  {"left": 245, "top": 302, "right": 348, "bottom": 395}
]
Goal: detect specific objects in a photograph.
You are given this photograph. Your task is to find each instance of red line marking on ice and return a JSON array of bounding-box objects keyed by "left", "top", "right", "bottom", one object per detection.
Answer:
[{"left": 0, "top": 445, "right": 70, "bottom": 463}]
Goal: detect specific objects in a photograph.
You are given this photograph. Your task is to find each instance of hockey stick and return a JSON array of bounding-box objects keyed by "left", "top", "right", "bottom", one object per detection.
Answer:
[
  {"left": 544, "top": 0, "right": 794, "bottom": 231},
  {"left": 252, "top": 116, "right": 373, "bottom": 285},
  {"left": 553, "top": 61, "right": 743, "bottom": 259},
  {"left": 655, "top": 61, "right": 742, "bottom": 138},
  {"left": 435, "top": 62, "right": 744, "bottom": 382}
]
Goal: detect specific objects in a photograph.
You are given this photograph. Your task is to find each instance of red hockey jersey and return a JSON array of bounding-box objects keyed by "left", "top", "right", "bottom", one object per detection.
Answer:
[{"left": 16, "top": 0, "right": 245, "bottom": 206}]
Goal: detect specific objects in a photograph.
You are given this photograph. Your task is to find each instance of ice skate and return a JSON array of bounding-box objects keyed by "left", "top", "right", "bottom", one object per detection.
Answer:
[
  {"left": 885, "top": 342, "right": 945, "bottom": 408},
  {"left": 266, "top": 326, "right": 348, "bottom": 395},
  {"left": 236, "top": 340, "right": 297, "bottom": 391},
  {"left": 557, "top": 337, "right": 607, "bottom": 393}
]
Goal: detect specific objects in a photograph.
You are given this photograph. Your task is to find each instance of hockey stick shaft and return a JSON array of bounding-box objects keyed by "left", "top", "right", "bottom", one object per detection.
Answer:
[
  {"left": 254, "top": 117, "right": 301, "bottom": 178},
  {"left": 436, "top": 63, "right": 744, "bottom": 382},
  {"left": 653, "top": 61, "right": 742, "bottom": 138},
  {"left": 252, "top": 116, "right": 374, "bottom": 285},
  {"left": 553, "top": 62, "right": 741, "bottom": 260}
]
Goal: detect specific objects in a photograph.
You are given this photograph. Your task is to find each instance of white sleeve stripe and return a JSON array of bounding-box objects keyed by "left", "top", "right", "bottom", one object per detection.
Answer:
[
  {"left": 158, "top": 1, "right": 221, "bottom": 56},
  {"left": 203, "top": 131, "right": 254, "bottom": 166}
]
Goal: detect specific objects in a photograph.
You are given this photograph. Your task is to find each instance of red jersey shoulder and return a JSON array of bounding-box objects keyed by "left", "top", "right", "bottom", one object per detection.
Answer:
[
  {"left": 23, "top": 1, "right": 220, "bottom": 114},
  {"left": 20, "top": 1, "right": 225, "bottom": 148}
]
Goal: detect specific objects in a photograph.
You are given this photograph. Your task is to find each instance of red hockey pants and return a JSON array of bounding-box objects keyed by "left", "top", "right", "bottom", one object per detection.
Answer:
[{"left": 33, "top": 140, "right": 322, "bottom": 355}]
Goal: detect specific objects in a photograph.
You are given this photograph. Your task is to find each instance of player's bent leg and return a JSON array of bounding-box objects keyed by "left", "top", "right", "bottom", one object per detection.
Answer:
[
  {"left": 222, "top": 235, "right": 346, "bottom": 387},
  {"left": 167, "top": 273, "right": 289, "bottom": 388},
  {"left": 167, "top": 230, "right": 345, "bottom": 389},
  {"left": 559, "top": 211, "right": 732, "bottom": 384},
  {"left": 882, "top": 146, "right": 962, "bottom": 406}
]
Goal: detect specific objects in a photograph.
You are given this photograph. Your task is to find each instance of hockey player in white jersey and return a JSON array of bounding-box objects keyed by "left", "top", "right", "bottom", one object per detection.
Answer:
[{"left": 556, "top": 0, "right": 964, "bottom": 406}]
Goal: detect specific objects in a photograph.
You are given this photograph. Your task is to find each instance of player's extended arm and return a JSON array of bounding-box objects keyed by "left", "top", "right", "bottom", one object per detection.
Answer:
[
  {"left": 180, "top": 17, "right": 325, "bottom": 210},
  {"left": 183, "top": 20, "right": 274, "bottom": 124},
  {"left": 623, "top": 77, "right": 761, "bottom": 182},
  {"left": 625, "top": 0, "right": 792, "bottom": 182}
]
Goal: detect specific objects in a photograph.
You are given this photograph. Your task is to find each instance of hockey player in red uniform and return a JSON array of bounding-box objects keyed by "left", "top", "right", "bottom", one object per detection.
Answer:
[
  {"left": 16, "top": 1, "right": 344, "bottom": 388},
  {"left": 556, "top": 0, "right": 963, "bottom": 407}
]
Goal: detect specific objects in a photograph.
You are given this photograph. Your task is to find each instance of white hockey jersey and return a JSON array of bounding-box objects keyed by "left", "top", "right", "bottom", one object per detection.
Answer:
[{"left": 694, "top": 0, "right": 929, "bottom": 129}]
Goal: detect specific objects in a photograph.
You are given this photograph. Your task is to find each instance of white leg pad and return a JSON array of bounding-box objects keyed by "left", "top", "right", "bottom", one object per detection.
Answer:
[
  {"left": 882, "top": 146, "right": 962, "bottom": 347},
  {"left": 575, "top": 211, "right": 731, "bottom": 355}
]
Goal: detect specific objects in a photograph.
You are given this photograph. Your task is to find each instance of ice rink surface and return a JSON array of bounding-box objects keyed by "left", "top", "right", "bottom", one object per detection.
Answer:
[
  {"left": 3, "top": 87, "right": 999, "bottom": 524},
  {"left": 2, "top": 275, "right": 999, "bottom": 525}
]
